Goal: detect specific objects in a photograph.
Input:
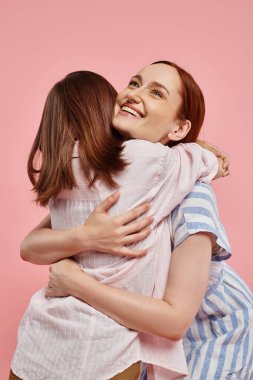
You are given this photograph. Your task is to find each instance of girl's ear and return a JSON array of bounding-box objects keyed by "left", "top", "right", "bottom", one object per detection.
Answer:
[{"left": 168, "top": 120, "right": 191, "bottom": 141}]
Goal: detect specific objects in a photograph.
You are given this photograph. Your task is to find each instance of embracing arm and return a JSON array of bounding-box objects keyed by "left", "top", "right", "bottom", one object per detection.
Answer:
[
  {"left": 196, "top": 139, "right": 230, "bottom": 178},
  {"left": 20, "top": 214, "right": 84, "bottom": 264},
  {"left": 47, "top": 232, "right": 212, "bottom": 341},
  {"left": 21, "top": 192, "right": 153, "bottom": 265}
]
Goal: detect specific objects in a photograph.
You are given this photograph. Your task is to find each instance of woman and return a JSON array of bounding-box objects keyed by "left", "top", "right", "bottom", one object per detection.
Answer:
[
  {"left": 11, "top": 63, "right": 222, "bottom": 380},
  {"left": 22, "top": 62, "right": 253, "bottom": 379}
]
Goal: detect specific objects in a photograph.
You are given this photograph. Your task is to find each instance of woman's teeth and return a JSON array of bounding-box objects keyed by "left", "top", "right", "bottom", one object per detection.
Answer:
[{"left": 121, "top": 106, "right": 142, "bottom": 118}]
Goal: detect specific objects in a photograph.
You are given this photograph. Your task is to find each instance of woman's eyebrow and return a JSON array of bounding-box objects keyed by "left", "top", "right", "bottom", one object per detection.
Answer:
[
  {"left": 130, "top": 74, "right": 142, "bottom": 83},
  {"left": 149, "top": 81, "right": 170, "bottom": 96},
  {"left": 130, "top": 76, "right": 170, "bottom": 95}
]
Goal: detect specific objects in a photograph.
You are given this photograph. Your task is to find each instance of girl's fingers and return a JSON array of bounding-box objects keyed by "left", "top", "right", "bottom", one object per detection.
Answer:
[
  {"left": 219, "top": 155, "right": 230, "bottom": 169},
  {"left": 223, "top": 157, "right": 230, "bottom": 169},
  {"left": 223, "top": 168, "right": 230, "bottom": 177},
  {"left": 213, "top": 150, "right": 230, "bottom": 169}
]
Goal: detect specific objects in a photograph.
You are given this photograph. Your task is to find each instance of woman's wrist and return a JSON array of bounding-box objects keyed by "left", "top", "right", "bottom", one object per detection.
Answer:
[
  {"left": 75, "top": 223, "right": 110, "bottom": 253},
  {"left": 68, "top": 225, "right": 91, "bottom": 252},
  {"left": 65, "top": 269, "right": 95, "bottom": 298}
]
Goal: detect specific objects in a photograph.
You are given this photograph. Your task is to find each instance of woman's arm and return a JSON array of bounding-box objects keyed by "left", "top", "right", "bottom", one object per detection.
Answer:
[
  {"left": 21, "top": 192, "right": 153, "bottom": 265},
  {"left": 20, "top": 214, "right": 83, "bottom": 264},
  {"left": 46, "top": 232, "right": 212, "bottom": 341}
]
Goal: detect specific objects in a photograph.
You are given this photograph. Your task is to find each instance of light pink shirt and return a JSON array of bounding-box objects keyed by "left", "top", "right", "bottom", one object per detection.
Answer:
[{"left": 12, "top": 140, "right": 217, "bottom": 380}]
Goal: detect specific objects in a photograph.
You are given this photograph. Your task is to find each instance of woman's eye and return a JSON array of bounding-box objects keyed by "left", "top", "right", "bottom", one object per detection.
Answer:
[
  {"left": 151, "top": 89, "right": 163, "bottom": 98},
  {"left": 128, "top": 80, "right": 140, "bottom": 88}
]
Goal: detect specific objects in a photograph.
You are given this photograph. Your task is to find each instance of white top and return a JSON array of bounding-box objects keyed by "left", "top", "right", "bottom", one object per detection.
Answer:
[{"left": 12, "top": 140, "right": 217, "bottom": 380}]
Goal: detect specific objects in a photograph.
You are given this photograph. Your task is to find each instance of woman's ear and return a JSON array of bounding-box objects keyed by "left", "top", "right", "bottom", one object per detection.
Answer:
[{"left": 168, "top": 120, "right": 191, "bottom": 141}]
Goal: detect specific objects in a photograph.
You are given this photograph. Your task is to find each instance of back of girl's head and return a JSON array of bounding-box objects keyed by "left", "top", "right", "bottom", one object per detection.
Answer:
[
  {"left": 28, "top": 71, "right": 126, "bottom": 206},
  {"left": 152, "top": 61, "right": 205, "bottom": 146}
]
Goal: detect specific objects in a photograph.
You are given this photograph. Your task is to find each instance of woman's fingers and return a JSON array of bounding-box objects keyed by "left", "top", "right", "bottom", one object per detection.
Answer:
[
  {"left": 116, "top": 203, "right": 151, "bottom": 226},
  {"left": 89, "top": 194, "right": 152, "bottom": 257},
  {"left": 121, "top": 216, "right": 153, "bottom": 236},
  {"left": 95, "top": 191, "right": 120, "bottom": 213},
  {"left": 114, "top": 246, "right": 148, "bottom": 257},
  {"left": 93, "top": 193, "right": 151, "bottom": 229},
  {"left": 122, "top": 226, "right": 151, "bottom": 246}
]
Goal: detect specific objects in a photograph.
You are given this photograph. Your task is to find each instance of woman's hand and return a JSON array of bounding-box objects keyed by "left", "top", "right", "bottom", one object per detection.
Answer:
[
  {"left": 197, "top": 139, "right": 230, "bottom": 177},
  {"left": 78, "top": 191, "right": 153, "bottom": 257},
  {"left": 46, "top": 259, "right": 82, "bottom": 297},
  {"left": 21, "top": 192, "right": 153, "bottom": 265}
]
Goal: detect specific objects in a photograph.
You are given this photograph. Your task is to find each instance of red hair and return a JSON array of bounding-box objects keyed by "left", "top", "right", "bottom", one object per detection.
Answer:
[{"left": 152, "top": 61, "right": 205, "bottom": 146}]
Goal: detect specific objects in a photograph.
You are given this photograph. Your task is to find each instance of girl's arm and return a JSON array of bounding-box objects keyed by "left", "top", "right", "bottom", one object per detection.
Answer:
[
  {"left": 196, "top": 139, "right": 230, "bottom": 177},
  {"left": 21, "top": 192, "right": 153, "bottom": 265},
  {"left": 46, "top": 232, "right": 212, "bottom": 341}
]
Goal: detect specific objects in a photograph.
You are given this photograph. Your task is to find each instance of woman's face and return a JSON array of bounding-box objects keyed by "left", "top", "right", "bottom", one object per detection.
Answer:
[{"left": 112, "top": 63, "right": 183, "bottom": 144}]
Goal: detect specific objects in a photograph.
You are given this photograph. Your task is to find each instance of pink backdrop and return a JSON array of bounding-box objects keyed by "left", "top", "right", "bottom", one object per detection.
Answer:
[{"left": 1, "top": 1, "right": 253, "bottom": 377}]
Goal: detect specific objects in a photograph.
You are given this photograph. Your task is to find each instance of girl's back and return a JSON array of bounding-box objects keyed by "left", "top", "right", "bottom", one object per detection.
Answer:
[{"left": 12, "top": 139, "right": 217, "bottom": 380}]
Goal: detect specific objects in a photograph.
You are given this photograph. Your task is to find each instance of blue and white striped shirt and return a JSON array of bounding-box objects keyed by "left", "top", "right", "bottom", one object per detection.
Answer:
[{"left": 141, "top": 182, "right": 253, "bottom": 380}]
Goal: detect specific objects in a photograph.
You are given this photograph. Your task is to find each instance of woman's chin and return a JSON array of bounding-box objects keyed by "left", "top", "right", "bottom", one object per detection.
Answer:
[{"left": 113, "top": 122, "right": 133, "bottom": 137}]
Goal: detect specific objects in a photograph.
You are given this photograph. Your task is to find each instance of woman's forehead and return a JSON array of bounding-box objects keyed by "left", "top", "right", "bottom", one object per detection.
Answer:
[{"left": 135, "top": 63, "right": 181, "bottom": 93}]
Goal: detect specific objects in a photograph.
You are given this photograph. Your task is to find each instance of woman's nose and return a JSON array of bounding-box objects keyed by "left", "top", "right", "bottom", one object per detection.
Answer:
[{"left": 127, "top": 88, "right": 142, "bottom": 103}]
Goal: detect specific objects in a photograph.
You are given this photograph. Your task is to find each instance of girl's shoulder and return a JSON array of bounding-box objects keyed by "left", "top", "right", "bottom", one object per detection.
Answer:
[
  {"left": 124, "top": 140, "right": 173, "bottom": 172},
  {"left": 124, "top": 139, "right": 169, "bottom": 156}
]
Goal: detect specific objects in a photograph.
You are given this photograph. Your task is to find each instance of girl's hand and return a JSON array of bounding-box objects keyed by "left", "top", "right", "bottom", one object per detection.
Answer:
[
  {"left": 78, "top": 191, "right": 153, "bottom": 257},
  {"left": 46, "top": 259, "right": 82, "bottom": 297},
  {"left": 197, "top": 139, "right": 230, "bottom": 177}
]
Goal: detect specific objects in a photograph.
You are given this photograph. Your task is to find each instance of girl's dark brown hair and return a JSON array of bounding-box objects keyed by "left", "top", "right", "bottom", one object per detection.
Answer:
[
  {"left": 152, "top": 61, "right": 205, "bottom": 146},
  {"left": 28, "top": 71, "right": 126, "bottom": 206}
]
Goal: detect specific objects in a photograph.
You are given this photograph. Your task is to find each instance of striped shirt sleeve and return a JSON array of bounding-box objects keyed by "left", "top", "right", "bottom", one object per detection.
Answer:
[{"left": 171, "top": 181, "right": 231, "bottom": 261}]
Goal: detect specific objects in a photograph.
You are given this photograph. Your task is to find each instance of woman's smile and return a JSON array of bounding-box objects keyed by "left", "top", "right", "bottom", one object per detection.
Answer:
[
  {"left": 113, "top": 63, "right": 183, "bottom": 143},
  {"left": 120, "top": 104, "right": 144, "bottom": 118}
]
